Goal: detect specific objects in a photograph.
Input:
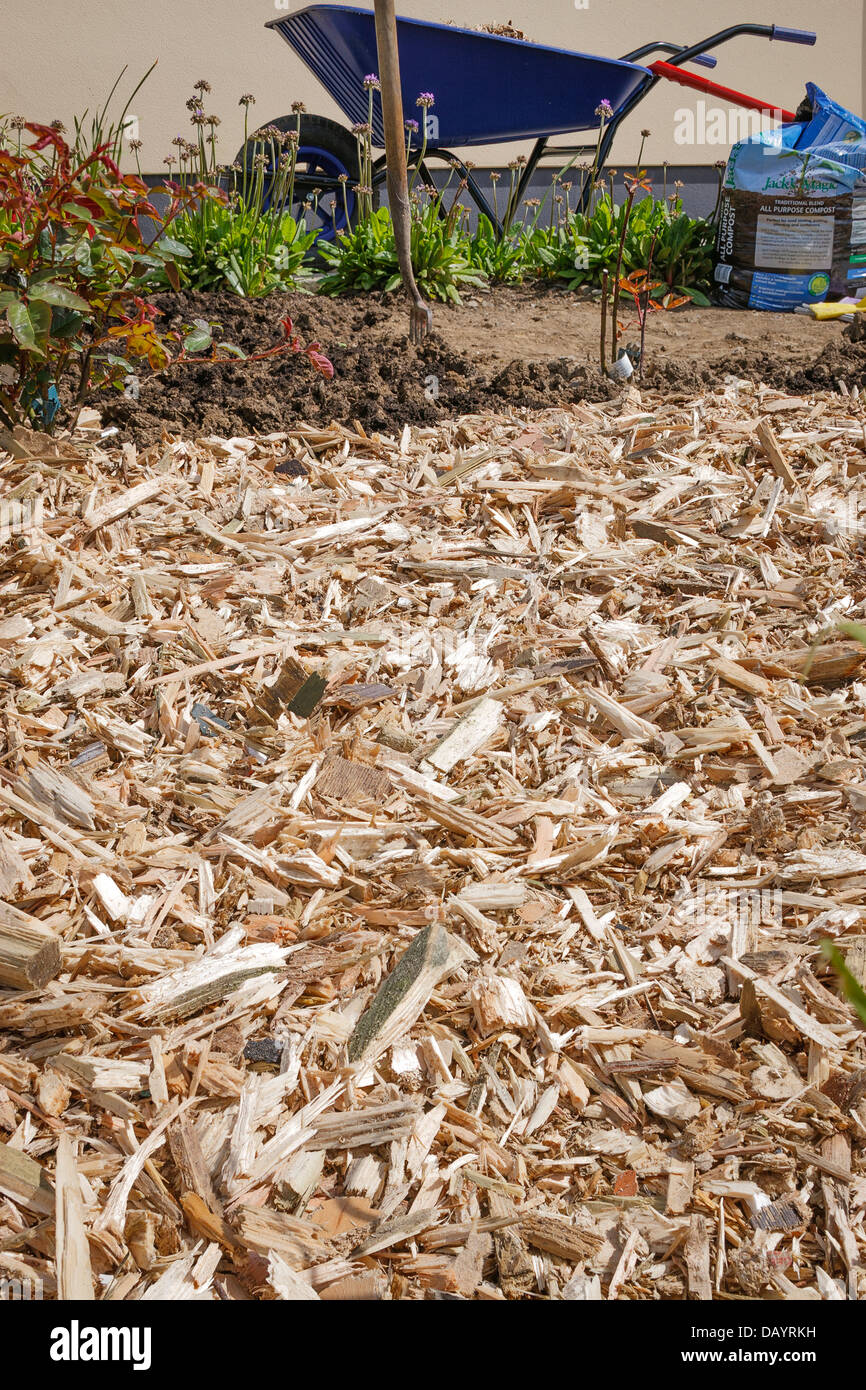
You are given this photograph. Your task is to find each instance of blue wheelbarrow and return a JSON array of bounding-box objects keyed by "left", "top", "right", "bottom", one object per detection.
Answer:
[{"left": 249, "top": 6, "right": 816, "bottom": 238}]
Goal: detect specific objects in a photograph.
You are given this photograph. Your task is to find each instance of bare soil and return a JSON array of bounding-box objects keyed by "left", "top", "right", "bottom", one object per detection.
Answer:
[{"left": 97, "top": 284, "right": 862, "bottom": 443}]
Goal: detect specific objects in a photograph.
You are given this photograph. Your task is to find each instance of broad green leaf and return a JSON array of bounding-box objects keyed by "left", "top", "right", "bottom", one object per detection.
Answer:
[
  {"left": 156, "top": 236, "right": 193, "bottom": 260},
  {"left": 183, "top": 323, "right": 212, "bottom": 353},
  {"left": 28, "top": 282, "right": 89, "bottom": 312},
  {"left": 6, "top": 300, "right": 43, "bottom": 354}
]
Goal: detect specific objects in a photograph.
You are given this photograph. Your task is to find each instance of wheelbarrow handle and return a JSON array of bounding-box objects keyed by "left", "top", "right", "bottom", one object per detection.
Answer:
[
  {"left": 622, "top": 39, "right": 717, "bottom": 68},
  {"left": 625, "top": 22, "right": 818, "bottom": 72},
  {"left": 649, "top": 60, "right": 798, "bottom": 121},
  {"left": 771, "top": 26, "right": 817, "bottom": 45}
]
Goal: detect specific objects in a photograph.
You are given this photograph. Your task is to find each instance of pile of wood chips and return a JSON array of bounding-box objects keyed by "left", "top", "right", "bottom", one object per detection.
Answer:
[{"left": 1, "top": 377, "right": 866, "bottom": 1302}]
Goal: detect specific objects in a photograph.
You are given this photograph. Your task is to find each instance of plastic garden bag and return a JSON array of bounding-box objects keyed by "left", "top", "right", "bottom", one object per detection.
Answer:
[{"left": 714, "top": 84, "right": 865, "bottom": 310}]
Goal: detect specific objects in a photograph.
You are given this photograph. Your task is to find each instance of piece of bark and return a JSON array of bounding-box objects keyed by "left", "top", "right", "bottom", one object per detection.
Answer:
[
  {"left": 315, "top": 754, "right": 392, "bottom": 805},
  {"left": 347, "top": 923, "right": 453, "bottom": 1064},
  {"left": 777, "top": 642, "right": 866, "bottom": 684},
  {"left": 521, "top": 1212, "right": 601, "bottom": 1262},
  {"left": 255, "top": 655, "right": 326, "bottom": 722},
  {"left": 489, "top": 1192, "right": 534, "bottom": 1297}
]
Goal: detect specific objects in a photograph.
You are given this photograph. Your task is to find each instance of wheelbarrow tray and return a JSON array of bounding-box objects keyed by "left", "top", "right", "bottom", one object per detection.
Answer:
[{"left": 266, "top": 4, "right": 651, "bottom": 148}]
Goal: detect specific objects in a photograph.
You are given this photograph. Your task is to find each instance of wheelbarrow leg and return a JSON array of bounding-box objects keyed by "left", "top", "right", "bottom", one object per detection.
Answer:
[
  {"left": 428, "top": 150, "right": 502, "bottom": 235},
  {"left": 509, "top": 139, "right": 548, "bottom": 227},
  {"left": 373, "top": 0, "right": 432, "bottom": 342}
]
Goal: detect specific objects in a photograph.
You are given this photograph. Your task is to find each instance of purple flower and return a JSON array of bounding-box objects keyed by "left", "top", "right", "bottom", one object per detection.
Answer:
[
  {"left": 363, "top": 73, "right": 380, "bottom": 89},
  {"left": 416, "top": 92, "right": 435, "bottom": 108},
  {"left": 595, "top": 99, "right": 614, "bottom": 121},
  {"left": 404, "top": 118, "right": 419, "bottom": 132}
]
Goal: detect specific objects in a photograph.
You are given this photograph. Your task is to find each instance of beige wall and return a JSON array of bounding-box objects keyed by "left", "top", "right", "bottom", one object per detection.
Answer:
[{"left": 3, "top": 0, "right": 865, "bottom": 172}]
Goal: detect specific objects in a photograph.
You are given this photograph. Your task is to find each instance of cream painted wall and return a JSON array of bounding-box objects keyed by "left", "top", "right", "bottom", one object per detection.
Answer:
[{"left": 3, "top": 0, "right": 864, "bottom": 172}]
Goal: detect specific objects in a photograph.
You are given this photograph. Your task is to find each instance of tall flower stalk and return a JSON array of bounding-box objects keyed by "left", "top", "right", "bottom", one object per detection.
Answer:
[{"left": 153, "top": 84, "right": 314, "bottom": 296}]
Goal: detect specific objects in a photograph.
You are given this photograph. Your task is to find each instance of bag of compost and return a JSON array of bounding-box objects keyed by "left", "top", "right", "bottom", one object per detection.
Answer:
[{"left": 714, "top": 85, "right": 864, "bottom": 311}]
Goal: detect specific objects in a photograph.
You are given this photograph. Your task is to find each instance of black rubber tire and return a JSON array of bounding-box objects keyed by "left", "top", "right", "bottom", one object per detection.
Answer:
[{"left": 233, "top": 112, "right": 380, "bottom": 232}]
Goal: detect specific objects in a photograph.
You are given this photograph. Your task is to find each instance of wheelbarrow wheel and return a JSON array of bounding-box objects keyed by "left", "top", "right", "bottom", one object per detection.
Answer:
[{"left": 232, "top": 113, "right": 378, "bottom": 245}]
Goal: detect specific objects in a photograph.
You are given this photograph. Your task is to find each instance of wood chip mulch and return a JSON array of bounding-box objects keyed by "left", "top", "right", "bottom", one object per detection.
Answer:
[{"left": 1, "top": 378, "right": 866, "bottom": 1301}]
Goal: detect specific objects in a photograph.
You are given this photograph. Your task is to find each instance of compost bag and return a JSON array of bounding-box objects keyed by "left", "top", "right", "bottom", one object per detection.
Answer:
[{"left": 714, "top": 84, "right": 866, "bottom": 311}]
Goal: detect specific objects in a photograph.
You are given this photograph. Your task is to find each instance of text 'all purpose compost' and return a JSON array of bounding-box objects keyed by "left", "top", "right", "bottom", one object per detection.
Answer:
[{"left": 715, "top": 84, "right": 866, "bottom": 311}]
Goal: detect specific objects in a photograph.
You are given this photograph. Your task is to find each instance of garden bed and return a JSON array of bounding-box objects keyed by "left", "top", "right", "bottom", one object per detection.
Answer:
[{"left": 95, "top": 285, "right": 861, "bottom": 444}]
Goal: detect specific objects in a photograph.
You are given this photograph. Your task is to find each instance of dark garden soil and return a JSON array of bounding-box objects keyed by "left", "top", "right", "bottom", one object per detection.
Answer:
[{"left": 96, "top": 284, "right": 864, "bottom": 444}]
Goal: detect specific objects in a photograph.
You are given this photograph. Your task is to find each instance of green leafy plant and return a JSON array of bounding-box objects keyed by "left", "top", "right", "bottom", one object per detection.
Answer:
[
  {"left": 319, "top": 194, "right": 485, "bottom": 304},
  {"left": 530, "top": 185, "right": 713, "bottom": 303},
  {"left": 469, "top": 214, "right": 532, "bottom": 285},
  {"left": 0, "top": 118, "right": 331, "bottom": 430},
  {"left": 155, "top": 200, "right": 316, "bottom": 297},
  {"left": 319, "top": 91, "right": 486, "bottom": 305},
  {"left": 151, "top": 87, "right": 316, "bottom": 297},
  {"left": 0, "top": 118, "right": 212, "bottom": 429},
  {"left": 627, "top": 199, "right": 714, "bottom": 306}
]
